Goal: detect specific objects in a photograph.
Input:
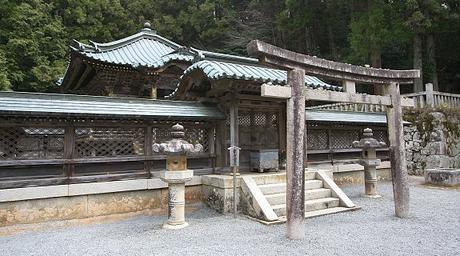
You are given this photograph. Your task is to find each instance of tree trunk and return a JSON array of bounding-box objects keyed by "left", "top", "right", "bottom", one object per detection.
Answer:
[
  {"left": 413, "top": 34, "right": 423, "bottom": 92},
  {"left": 426, "top": 34, "right": 439, "bottom": 91},
  {"left": 370, "top": 44, "right": 383, "bottom": 94},
  {"left": 327, "top": 21, "right": 337, "bottom": 60}
]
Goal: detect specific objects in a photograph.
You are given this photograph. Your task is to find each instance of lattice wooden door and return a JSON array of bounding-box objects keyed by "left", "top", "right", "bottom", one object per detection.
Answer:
[{"left": 238, "top": 110, "right": 279, "bottom": 167}]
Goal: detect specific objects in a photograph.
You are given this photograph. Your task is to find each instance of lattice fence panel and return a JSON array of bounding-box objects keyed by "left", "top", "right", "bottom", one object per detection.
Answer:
[
  {"left": 185, "top": 127, "right": 209, "bottom": 152},
  {"left": 307, "top": 129, "right": 328, "bottom": 150},
  {"left": 152, "top": 127, "right": 170, "bottom": 144},
  {"left": 373, "top": 130, "right": 389, "bottom": 146},
  {"left": 330, "top": 130, "right": 360, "bottom": 149},
  {"left": 76, "top": 127, "right": 145, "bottom": 157},
  {"left": 0, "top": 127, "right": 64, "bottom": 160},
  {"left": 269, "top": 113, "right": 278, "bottom": 127},
  {"left": 152, "top": 126, "right": 210, "bottom": 153},
  {"left": 254, "top": 112, "right": 266, "bottom": 126},
  {"left": 239, "top": 113, "right": 251, "bottom": 127}
]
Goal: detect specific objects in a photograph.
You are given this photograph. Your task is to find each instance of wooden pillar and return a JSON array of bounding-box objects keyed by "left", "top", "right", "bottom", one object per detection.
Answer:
[
  {"left": 215, "top": 120, "right": 225, "bottom": 168},
  {"left": 144, "top": 125, "right": 153, "bottom": 178},
  {"left": 278, "top": 105, "right": 286, "bottom": 156},
  {"left": 286, "top": 69, "right": 306, "bottom": 239},
  {"left": 208, "top": 123, "right": 216, "bottom": 172},
  {"left": 385, "top": 83, "right": 410, "bottom": 218},
  {"left": 150, "top": 85, "right": 157, "bottom": 99},
  {"left": 342, "top": 80, "right": 356, "bottom": 93},
  {"left": 229, "top": 98, "right": 239, "bottom": 167},
  {"left": 425, "top": 83, "right": 434, "bottom": 108},
  {"left": 63, "top": 126, "right": 76, "bottom": 181}
]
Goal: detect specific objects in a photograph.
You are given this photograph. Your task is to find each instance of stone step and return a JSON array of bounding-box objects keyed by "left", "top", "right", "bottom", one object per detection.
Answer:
[
  {"left": 253, "top": 173, "right": 286, "bottom": 185},
  {"left": 265, "top": 188, "right": 332, "bottom": 205},
  {"left": 274, "top": 207, "right": 357, "bottom": 223},
  {"left": 272, "top": 197, "right": 340, "bottom": 217},
  {"left": 259, "top": 180, "right": 323, "bottom": 195},
  {"left": 253, "top": 171, "right": 318, "bottom": 185}
]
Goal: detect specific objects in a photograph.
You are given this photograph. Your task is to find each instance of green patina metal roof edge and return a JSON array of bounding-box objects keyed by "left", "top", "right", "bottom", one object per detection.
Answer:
[
  {"left": 179, "top": 60, "right": 341, "bottom": 88},
  {"left": 71, "top": 28, "right": 182, "bottom": 53},
  {"left": 305, "top": 110, "right": 410, "bottom": 125},
  {"left": 0, "top": 91, "right": 225, "bottom": 120}
]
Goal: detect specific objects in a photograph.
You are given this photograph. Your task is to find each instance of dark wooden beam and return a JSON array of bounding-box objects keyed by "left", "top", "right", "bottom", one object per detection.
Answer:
[{"left": 74, "top": 64, "right": 95, "bottom": 90}]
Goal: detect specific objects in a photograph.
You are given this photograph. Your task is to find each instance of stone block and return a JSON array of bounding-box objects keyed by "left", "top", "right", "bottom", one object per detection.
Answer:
[
  {"left": 426, "top": 155, "right": 450, "bottom": 169},
  {"left": 0, "top": 185, "right": 68, "bottom": 203},
  {"left": 68, "top": 179, "right": 148, "bottom": 196},
  {"left": 86, "top": 190, "right": 163, "bottom": 217},
  {"left": 425, "top": 168, "right": 460, "bottom": 186},
  {"left": 202, "top": 185, "right": 237, "bottom": 214},
  {"left": 0, "top": 196, "right": 87, "bottom": 226}
]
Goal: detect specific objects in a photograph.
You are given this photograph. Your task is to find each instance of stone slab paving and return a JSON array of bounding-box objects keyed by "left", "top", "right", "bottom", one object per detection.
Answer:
[{"left": 1, "top": 181, "right": 459, "bottom": 256}]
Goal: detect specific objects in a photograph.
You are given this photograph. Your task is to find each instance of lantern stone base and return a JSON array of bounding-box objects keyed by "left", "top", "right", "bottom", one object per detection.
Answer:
[
  {"left": 362, "top": 194, "right": 382, "bottom": 199},
  {"left": 160, "top": 170, "right": 194, "bottom": 184},
  {"left": 163, "top": 221, "right": 189, "bottom": 230},
  {"left": 160, "top": 170, "right": 193, "bottom": 230}
]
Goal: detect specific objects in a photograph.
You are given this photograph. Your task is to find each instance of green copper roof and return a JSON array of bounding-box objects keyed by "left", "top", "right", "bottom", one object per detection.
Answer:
[
  {"left": 306, "top": 110, "right": 395, "bottom": 124},
  {"left": 71, "top": 27, "right": 182, "bottom": 68},
  {"left": 181, "top": 60, "right": 341, "bottom": 89},
  {"left": 0, "top": 92, "right": 225, "bottom": 120}
]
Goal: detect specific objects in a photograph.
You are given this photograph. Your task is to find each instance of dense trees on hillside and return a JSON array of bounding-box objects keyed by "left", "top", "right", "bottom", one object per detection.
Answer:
[{"left": 0, "top": 0, "right": 459, "bottom": 93}]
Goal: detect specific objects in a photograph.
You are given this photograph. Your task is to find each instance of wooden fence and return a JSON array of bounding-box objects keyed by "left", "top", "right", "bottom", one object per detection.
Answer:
[
  {"left": 307, "top": 83, "right": 460, "bottom": 112},
  {"left": 402, "top": 83, "right": 460, "bottom": 108},
  {"left": 0, "top": 115, "right": 216, "bottom": 189}
]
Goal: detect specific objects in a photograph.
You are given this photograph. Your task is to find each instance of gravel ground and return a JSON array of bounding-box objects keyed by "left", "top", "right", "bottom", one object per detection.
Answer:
[{"left": 1, "top": 182, "right": 459, "bottom": 256}]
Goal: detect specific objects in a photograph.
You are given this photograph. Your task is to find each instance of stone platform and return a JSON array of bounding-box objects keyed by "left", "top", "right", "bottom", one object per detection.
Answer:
[
  {"left": 425, "top": 168, "right": 460, "bottom": 186},
  {"left": 202, "top": 169, "right": 358, "bottom": 223}
]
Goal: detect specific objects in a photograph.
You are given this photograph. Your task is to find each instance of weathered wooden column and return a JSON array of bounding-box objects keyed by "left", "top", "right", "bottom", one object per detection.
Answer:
[
  {"left": 385, "top": 83, "right": 410, "bottom": 218},
  {"left": 144, "top": 125, "right": 153, "bottom": 178},
  {"left": 425, "top": 83, "right": 434, "bottom": 107},
  {"left": 229, "top": 97, "right": 239, "bottom": 217},
  {"left": 63, "top": 125, "right": 76, "bottom": 181},
  {"left": 286, "top": 69, "right": 306, "bottom": 239}
]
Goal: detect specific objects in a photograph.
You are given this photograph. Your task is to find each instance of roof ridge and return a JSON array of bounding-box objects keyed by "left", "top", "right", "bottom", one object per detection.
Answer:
[{"left": 73, "top": 30, "right": 182, "bottom": 53}]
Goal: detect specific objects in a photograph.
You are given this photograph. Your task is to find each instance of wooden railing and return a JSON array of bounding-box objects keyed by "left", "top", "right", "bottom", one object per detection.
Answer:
[
  {"left": 403, "top": 83, "right": 460, "bottom": 108},
  {"left": 306, "top": 102, "right": 387, "bottom": 112},
  {"left": 307, "top": 83, "right": 460, "bottom": 112}
]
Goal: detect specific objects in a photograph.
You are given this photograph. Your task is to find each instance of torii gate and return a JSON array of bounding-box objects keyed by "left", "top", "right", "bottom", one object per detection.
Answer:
[{"left": 247, "top": 40, "right": 420, "bottom": 240}]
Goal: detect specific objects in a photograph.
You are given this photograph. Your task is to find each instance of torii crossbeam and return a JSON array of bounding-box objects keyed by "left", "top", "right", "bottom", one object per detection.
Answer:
[{"left": 247, "top": 40, "right": 420, "bottom": 240}]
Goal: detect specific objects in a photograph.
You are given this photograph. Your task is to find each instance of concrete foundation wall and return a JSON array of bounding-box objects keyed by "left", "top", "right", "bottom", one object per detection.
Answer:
[
  {"left": 310, "top": 162, "right": 392, "bottom": 185},
  {"left": 0, "top": 184, "right": 202, "bottom": 227},
  {"left": 0, "top": 164, "right": 391, "bottom": 226}
]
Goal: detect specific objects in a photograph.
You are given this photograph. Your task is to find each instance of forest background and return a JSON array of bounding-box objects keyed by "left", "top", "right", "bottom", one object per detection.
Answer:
[{"left": 0, "top": 0, "right": 459, "bottom": 93}]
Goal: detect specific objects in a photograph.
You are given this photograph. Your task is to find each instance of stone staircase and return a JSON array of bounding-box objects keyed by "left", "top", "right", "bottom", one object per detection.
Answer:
[{"left": 240, "top": 170, "right": 357, "bottom": 223}]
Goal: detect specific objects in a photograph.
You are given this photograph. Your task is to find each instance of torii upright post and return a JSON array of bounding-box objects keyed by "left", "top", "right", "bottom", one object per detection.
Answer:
[
  {"left": 385, "top": 83, "right": 410, "bottom": 217},
  {"left": 286, "top": 69, "right": 306, "bottom": 240},
  {"left": 247, "top": 40, "right": 419, "bottom": 222}
]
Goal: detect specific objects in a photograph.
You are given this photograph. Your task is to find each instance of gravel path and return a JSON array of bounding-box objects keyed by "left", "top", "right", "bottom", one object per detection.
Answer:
[{"left": 1, "top": 182, "right": 459, "bottom": 256}]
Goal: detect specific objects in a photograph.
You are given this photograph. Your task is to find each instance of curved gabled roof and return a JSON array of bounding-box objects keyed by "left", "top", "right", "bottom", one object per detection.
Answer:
[
  {"left": 181, "top": 60, "right": 340, "bottom": 89},
  {"left": 70, "top": 28, "right": 183, "bottom": 68},
  {"left": 166, "top": 60, "right": 341, "bottom": 99}
]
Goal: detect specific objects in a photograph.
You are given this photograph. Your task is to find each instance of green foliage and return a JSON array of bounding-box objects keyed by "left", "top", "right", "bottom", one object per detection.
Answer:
[
  {"left": 0, "top": 49, "right": 11, "bottom": 91},
  {"left": 1, "top": 0, "right": 66, "bottom": 92},
  {"left": 348, "top": 1, "right": 410, "bottom": 66},
  {"left": 0, "top": 0, "right": 459, "bottom": 92}
]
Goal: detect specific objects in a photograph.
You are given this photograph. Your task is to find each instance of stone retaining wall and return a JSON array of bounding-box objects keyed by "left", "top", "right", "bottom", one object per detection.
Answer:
[{"left": 404, "top": 111, "right": 460, "bottom": 175}]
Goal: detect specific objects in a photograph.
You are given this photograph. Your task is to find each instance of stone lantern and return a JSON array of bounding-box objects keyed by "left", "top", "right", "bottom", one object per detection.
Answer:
[
  {"left": 153, "top": 123, "right": 203, "bottom": 229},
  {"left": 352, "top": 128, "right": 386, "bottom": 198}
]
